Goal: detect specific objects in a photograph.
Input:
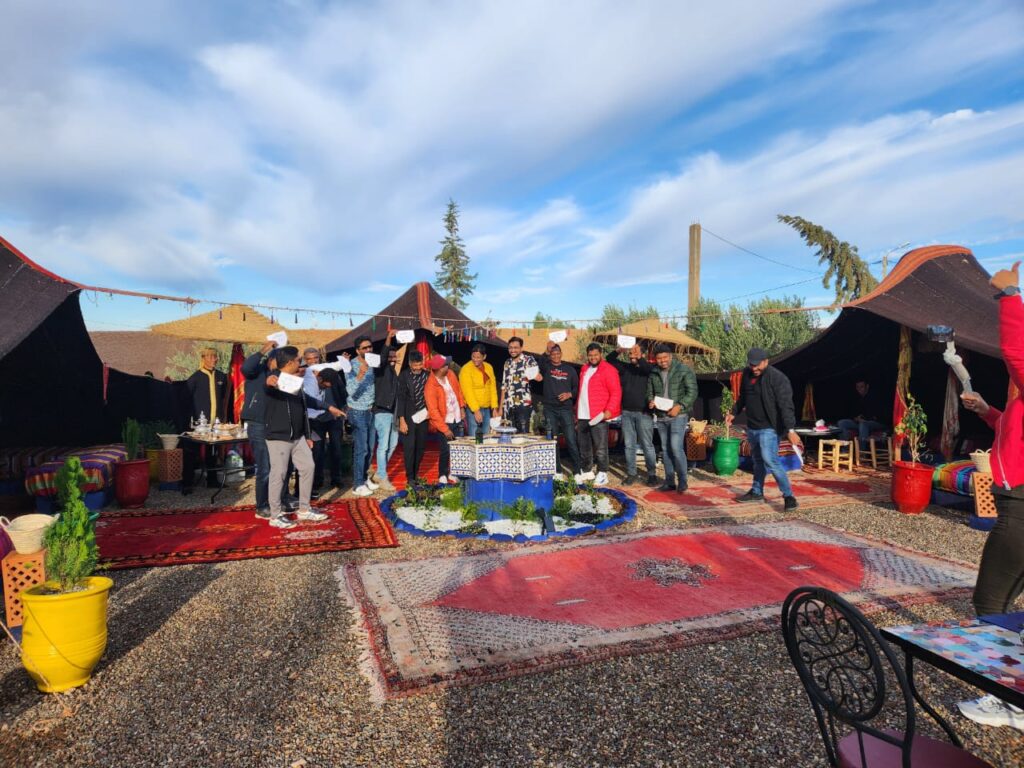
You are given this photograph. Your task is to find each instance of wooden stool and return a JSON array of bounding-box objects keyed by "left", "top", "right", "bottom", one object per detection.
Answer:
[
  {"left": 973, "top": 471, "right": 997, "bottom": 519},
  {"left": 2, "top": 549, "right": 47, "bottom": 628},
  {"left": 818, "top": 440, "right": 854, "bottom": 472},
  {"left": 854, "top": 437, "right": 894, "bottom": 469}
]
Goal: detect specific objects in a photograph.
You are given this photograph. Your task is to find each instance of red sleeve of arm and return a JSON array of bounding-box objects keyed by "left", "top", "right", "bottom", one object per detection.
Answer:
[{"left": 1000, "top": 296, "right": 1024, "bottom": 391}]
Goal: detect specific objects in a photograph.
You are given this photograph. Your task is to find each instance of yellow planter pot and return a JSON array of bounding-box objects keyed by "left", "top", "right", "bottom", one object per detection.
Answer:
[
  {"left": 20, "top": 576, "right": 113, "bottom": 693},
  {"left": 146, "top": 449, "right": 160, "bottom": 481}
]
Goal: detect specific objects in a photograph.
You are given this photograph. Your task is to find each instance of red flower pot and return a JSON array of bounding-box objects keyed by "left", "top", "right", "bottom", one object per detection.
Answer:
[
  {"left": 890, "top": 460, "right": 934, "bottom": 514},
  {"left": 114, "top": 459, "right": 151, "bottom": 509}
]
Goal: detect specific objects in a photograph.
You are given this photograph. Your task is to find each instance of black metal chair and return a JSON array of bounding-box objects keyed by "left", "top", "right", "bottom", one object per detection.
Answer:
[{"left": 781, "top": 586, "right": 993, "bottom": 768}]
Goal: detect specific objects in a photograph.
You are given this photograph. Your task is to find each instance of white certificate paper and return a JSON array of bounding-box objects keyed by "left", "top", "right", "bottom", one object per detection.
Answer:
[
  {"left": 276, "top": 371, "right": 304, "bottom": 394},
  {"left": 365, "top": 352, "right": 381, "bottom": 368},
  {"left": 524, "top": 366, "right": 540, "bottom": 380},
  {"left": 411, "top": 408, "right": 429, "bottom": 424},
  {"left": 654, "top": 396, "right": 674, "bottom": 411}
]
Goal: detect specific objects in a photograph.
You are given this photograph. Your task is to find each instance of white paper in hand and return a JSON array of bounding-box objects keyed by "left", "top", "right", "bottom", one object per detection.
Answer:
[
  {"left": 266, "top": 331, "right": 288, "bottom": 348},
  {"left": 793, "top": 443, "right": 805, "bottom": 468},
  {"left": 617, "top": 334, "right": 636, "bottom": 349},
  {"left": 548, "top": 330, "right": 567, "bottom": 343},
  {"left": 411, "top": 408, "right": 429, "bottom": 424},
  {"left": 396, "top": 329, "right": 416, "bottom": 344},
  {"left": 364, "top": 352, "right": 381, "bottom": 368},
  {"left": 276, "top": 371, "right": 304, "bottom": 394},
  {"left": 524, "top": 366, "right": 540, "bottom": 380},
  {"left": 654, "top": 396, "right": 674, "bottom": 411},
  {"left": 335, "top": 357, "right": 352, "bottom": 374},
  {"left": 309, "top": 363, "right": 331, "bottom": 373},
  {"left": 588, "top": 413, "right": 605, "bottom": 426}
]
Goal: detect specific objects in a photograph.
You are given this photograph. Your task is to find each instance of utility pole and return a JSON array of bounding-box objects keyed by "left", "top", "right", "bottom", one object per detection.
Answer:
[
  {"left": 881, "top": 241, "right": 911, "bottom": 279},
  {"left": 688, "top": 222, "right": 701, "bottom": 328}
]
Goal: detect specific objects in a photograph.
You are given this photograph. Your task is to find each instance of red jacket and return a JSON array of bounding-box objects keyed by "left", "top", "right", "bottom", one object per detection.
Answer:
[
  {"left": 983, "top": 296, "right": 1024, "bottom": 491},
  {"left": 577, "top": 360, "right": 622, "bottom": 420}
]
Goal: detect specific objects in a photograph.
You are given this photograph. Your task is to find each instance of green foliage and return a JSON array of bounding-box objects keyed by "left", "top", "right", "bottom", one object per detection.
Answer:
[
  {"left": 689, "top": 295, "right": 818, "bottom": 373},
  {"left": 460, "top": 502, "right": 484, "bottom": 523},
  {"left": 164, "top": 341, "right": 259, "bottom": 381},
  {"left": 402, "top": 477, "right": 442, "bottom": 508},
  {"left": 552, "top": 476, "right": 576, "bottom": 497},
  {"left": 504, "top": 498, "right": 537, "bottom": 522},
  {"left": 533, "top": 312, "right": 572, "bottom": 329},
  {"left": 592, "top": 302, "right": 663, "bottom": 332},
  {"left": 44, "top": 457, "right": 98, "bottom": 592},
  {"left": 439, "top": 485, "right": 464, "bottom": 512},
  {"left": 778, "top": 214, "right": 877, "bottom": 303},
  {"left": 894, "top": 394, "right": 928, "bottom": 464},
  {"left": 720, "top": 387, "right": 735, "bottom": 439},
  {"left": 434, "top": 198, "right": 477, "bottom": 310},
  {"left": 122, "top": 418, "right": 142, "bottom": 460},
  {"left": 139, "top": 420, "right": 175, "bottom": 450},
  {"left": 552, "top": 495, "right": 573, "bottom": 518}
]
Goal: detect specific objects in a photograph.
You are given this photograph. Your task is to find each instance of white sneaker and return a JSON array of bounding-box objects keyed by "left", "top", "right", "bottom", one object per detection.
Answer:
[
  {"left": 353, "top": 485, "right": 373, "bottom": 497},
  {"left": 269, "top": 515, "right": 296, "bottom": 529},
  {"left": 365, "top": 478, "right": 380, "bottom": 491},
  {"left": 594, "top": 472, "right": 608, "bottom": 487},
  {"left": 295, "top": 508, "right": 329, "bottom": 522},
  {"left": 573, "top": 473, "right": 585, "bottom": 484},
  {"left": 437, "top": 475, "right": 448, "bottom": 485},
  {"left": 583, "top": 471, "right": 596, "bottom": 481},
  {"left": 552, "top": 472, "right": 565, "bottom": 481},
  {"left": 957, "top": 695, "right": 1024, "bottom": 729}
]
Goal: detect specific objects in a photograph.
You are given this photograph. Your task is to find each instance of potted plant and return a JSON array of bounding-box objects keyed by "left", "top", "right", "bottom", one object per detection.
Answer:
[
  {"left": 891, "top": 394, "right": 932, "bottom": 514},
  {"left": 20, "top": 457, "right": 114, "bottom": 692},
  {"left": 113, "top": 417, "right": 150, "bottom": 508},
  {"left": 713, "top": 386, "right": 742, "bottom": 476}
]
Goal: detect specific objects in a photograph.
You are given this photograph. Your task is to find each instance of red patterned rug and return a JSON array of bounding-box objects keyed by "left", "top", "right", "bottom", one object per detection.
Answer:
[
  {"left": 339, "top": 520, "right": 974, "bottom": 698},
  {"left": 380, "top": 441, "right": 441, "bottom": 488},
  {"left": 623, "top": 468, "right": 892, "bottom": 519},
  {"left": 97, "top": 498, "right": 397, "bottom": 569}
]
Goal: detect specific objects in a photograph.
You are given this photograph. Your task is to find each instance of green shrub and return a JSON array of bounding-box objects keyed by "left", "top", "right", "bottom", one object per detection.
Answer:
[
  {"left": 122, "top": 418, "right": 142, "bottom": 460},
  {"left": 44, "top": 457, "right": 98, "bottom": 592}
]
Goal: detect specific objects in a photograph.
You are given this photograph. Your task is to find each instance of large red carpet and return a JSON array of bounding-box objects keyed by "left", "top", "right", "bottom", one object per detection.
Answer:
[
  {"left": 380, "top": 441, "right": 441, "bottom": 488},
  {"left": 97, "top": 498, "right": 397, "bottom": 569},
  {"left": 339, "top": 520, "right": 975, "bottom": 697}
]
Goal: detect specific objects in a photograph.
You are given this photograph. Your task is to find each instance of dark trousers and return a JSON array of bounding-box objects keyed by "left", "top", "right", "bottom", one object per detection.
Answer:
[
  {"left": 438, "top": 421, "right": 465, "bottom": 478},
  {"left": 311, "top": 418, "right": 344, "bottom": 488},
  {"left": 545, "top": 406, "right": 581, "bottom": 474},
  {"left": 577, "top": 420, "right": 610, "bottom": 473},
  {"left": 402, "top": 420, "right": 429, "bottom": 483},
  {"left": 507, "top": 405, "right": 533, "bottom": 434},
  {"left": 973, "top": 492, "right": 1024, "bottom": 615}
]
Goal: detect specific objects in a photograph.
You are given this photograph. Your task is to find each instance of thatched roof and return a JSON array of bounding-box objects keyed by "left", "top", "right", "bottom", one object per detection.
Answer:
[
  {"left": 326, "top": 282, "right": 506, "bottom": 353},
  {"left": 591, "top": 320, "right": 718, "bottom": 359},
  {"left": 90, "top": 331, "right": 195, "bottom": 377},
  {"left": 150, "top": 304, "right": 284, "bottom": 344},
  {"left": 494, "top": 327, "right": 584, "bottom": 364}
]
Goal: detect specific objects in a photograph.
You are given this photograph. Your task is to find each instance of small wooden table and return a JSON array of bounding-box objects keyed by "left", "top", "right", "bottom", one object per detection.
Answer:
[
  {"left": 793, "top": 428, "right": 841, "bottom": 461},
  {"left": 178, "top": 433, "right": 252, "bottom": 503}
]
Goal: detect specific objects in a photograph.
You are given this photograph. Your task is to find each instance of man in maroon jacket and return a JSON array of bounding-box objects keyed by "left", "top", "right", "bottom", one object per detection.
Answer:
[{"left": 957, "top": 260, "right": 1024, "bottom": 729}]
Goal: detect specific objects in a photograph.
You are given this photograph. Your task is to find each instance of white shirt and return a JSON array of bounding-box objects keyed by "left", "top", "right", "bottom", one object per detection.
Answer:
[
  {"left": 441, "top": 376, "right": 460, "bottom": 424},
  {"left": 577, "top": 365, "right": 598, "bottom": 420}
]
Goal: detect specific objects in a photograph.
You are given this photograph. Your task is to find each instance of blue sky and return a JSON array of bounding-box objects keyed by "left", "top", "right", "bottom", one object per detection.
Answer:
[{"left": 1, "top": 0, "right": 1022, "bottom": 332}]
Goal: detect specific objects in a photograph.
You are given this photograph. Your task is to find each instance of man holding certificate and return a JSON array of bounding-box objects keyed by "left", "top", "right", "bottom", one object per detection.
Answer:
[
  {"left": 576, "top": 343, "right": 621, "bottom": 487},
  {"left": 646, "top": 345, "right": 698, "bottom": 493}
]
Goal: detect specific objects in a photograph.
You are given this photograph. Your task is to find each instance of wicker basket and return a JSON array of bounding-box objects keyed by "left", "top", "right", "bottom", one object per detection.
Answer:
[
  {"left": 971, "top": 449, "right": 992, "bottom": 474},
  {"left": 0, "top": 514, "right": 56, "bottom": 555}
]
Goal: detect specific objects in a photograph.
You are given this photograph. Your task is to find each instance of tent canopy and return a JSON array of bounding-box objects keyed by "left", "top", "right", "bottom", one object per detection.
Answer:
[
  {"left": 326, "top": 282, "right": 506, "bottom": 353},
  {"left": 592, "top": 319, "right": 718, "bottom": 359},
  {"left": 150, "top": 304, "right": 284, "bottom": 344}
]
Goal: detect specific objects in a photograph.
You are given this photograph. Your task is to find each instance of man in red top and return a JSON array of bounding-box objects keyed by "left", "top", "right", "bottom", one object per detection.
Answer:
[
  {"left": 576, "top": 343, "right": 622, "bottom": 487},
  {"left": 958, "top": 260, "right": 1024, "bottom": 729}
]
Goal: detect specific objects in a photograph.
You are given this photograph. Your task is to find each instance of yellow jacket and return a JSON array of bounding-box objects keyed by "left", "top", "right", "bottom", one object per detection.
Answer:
[{"left": 459, "top": 361, "right": 498, "bottom": 412}]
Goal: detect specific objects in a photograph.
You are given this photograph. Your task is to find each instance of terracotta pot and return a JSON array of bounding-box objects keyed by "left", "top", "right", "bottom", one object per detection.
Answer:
[
  {"left": 114, "top": 459, "right": 151, "bottom": 509},
  {"left": 891, "top": 460, "right": 934, "bottom": 514}
]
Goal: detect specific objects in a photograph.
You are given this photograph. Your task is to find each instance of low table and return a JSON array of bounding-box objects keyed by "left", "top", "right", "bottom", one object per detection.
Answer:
[
  {"left": 793, "top": 428, "right": 841, "bottom": 461},
  {"left": 881, "top": 620, "right": 1024, "bottom": 746},
  {"left": 178, "top": 433, "right": 252, "bottom": 503}
]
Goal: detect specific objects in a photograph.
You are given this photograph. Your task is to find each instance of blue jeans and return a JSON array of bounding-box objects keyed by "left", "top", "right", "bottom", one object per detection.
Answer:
[
  {"left": 748, "top": 427, "right": 794, "bottom": 498},
  {"left": 465, "top": 407, "right": 492, "bottom": 438},
  {"left": 620, "top": 410, "right": 656, "bottom": 477},
  {"left": 837, "top": 418, "right": 885, "bottom": 447},
  {"left": 348, "top": 408, "right": 374, "bottom": 485},
  {"left": 545, "top": 406, "right": 581, "bottom": 474},
  {"left": 373, "top": 412, "right": 398, "bottom": 481},
  {"left": 655, "top": 414, "right": 688, "bottom": 487}
]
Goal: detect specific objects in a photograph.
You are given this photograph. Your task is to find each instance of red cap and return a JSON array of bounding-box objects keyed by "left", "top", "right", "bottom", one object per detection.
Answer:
[{"left": 428, "top": 354, "right": 448, "bottom": 371}]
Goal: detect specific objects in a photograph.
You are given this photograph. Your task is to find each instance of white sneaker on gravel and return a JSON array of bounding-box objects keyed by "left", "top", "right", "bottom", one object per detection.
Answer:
[
  {"left": 573, "top": 473, "right": 585, "bottom": 484},
  {"left": 582, "top": 471, "right": 596, "bottom": 481},
  {"left": 295, "top": 508, "right": 329, "bottom": 522},
  {"left": 365, "top": 478, "right": 380, "bottom": 491},
  {"left": 594, "top": 472, "right": 608, "bottom": 486},
  {"left": 353, "top": 485, "right": 373, "bottom": 497},
  {"left": 958, "top": 695, "right": 1024, "bottom": 729},
  {"left": 268, "top": 515, "right": 296, "bottom": 529},
  {"left": 436, "top": 475, "right": 448, "bottom": 484}
]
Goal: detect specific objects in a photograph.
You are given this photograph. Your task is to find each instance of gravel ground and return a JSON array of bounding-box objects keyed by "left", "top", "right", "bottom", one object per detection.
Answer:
[{"left": 1, "top": 472, "right": 1023, "bottom": 767}]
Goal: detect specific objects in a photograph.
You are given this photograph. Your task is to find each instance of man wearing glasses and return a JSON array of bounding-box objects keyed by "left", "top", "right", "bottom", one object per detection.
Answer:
[{"left": 347, "top": 336, "right": 379, "bottom": 497}]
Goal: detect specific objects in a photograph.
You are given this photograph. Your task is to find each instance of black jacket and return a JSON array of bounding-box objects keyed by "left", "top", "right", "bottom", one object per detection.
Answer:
[
  {"left": 373, "top": 343, "right": 400, "bottom": 413},
  {"left": 733, "top": 365, "right": 796, "bottom": 435},
  {"left": 186, "top": 368, "right": 229, "bottom": 421},
  {"left": 607, "top": 351, "right": 654, "bottom": 412},
  {"left": 241, "top": 352, "right": 329, "bottom": 423},
  {"left": 318, "top": 368, "right": 348, "bottom": 412},
  {"left": 395, "top": 368, "right": 429, "bottom": 421},
  {"left": 264, "top": 383, "right": 311, "bottom": 441}
]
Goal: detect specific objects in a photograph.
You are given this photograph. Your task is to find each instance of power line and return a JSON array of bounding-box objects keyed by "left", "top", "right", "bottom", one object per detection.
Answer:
[
  {"left": 702, "top": 226, "right": 821, "bottom": 274},
  {"left": 722, "top": 276, "right": 823, "bottom": 302}
]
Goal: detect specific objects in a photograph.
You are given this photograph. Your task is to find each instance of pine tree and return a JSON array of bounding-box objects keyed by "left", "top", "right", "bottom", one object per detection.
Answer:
[
  {"left": 778, "top": 215, "right": 877, "bottom": 303},
  {"left": 434, "top": 199, "right": 477, "bottom": 310},
  {"left": 44, "top": 457, "right": 98, "bottom": 592}
]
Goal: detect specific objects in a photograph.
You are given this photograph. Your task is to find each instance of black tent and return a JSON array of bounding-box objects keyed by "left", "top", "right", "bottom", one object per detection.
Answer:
[
  {"left": 0, "top": 235, "right": 186, "bottom": 449},
  {"left": 325, "top": 281, "right": 507, "bottom": 367},
  {"left": 695, "top": 245, "right": 1007, "bottom": 450}
]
